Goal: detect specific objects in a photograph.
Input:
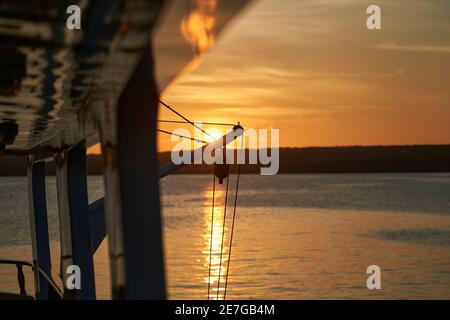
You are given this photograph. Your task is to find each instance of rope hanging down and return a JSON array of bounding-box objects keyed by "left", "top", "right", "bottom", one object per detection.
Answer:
[
  {"left": 157, "top": 100, "right": 242, "bottom": 300},
  {"left": 216, "top": 172, "right": 230, "bottom": 299},
  {"left": 207, "top": 163, "right": 242, "bottom": 300},
  {"left": 207, "top": 144, "right": 242, "bottom": 299},
  {"left": 223, "top": 134, "right": 243, "bottom": 299},
  {"left": 207, "top": 173, "right": 216, "bottom": 300},
  {"left": 223, "top": 163, "right": 241, "bottom": 299}
]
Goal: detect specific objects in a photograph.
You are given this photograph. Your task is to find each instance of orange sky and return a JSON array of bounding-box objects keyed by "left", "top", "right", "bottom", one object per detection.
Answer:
[{"left": 89, "top": 0, "right": 450, "bottom": 154}]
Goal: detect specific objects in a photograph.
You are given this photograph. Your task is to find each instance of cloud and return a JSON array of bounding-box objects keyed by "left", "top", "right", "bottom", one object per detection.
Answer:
[
  {"left": 160, "top": 0, "right": 450, "bottom": 149},
  {"left": 374, "top": 43, "right": 450, "bottom": 53}
]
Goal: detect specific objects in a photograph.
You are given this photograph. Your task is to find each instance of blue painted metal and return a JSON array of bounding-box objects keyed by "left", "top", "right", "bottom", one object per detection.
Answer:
[
  {"left": 27, "top": 160, "right": 51, "bottom": 300},
  {"left": 55, "top": 141, "right": 96, "bottom": 299},
  {"left": 55, "top": 149, "right": 74, "bottom": 299},
  {"left": 89, "top": 197, "right": 106, "bottom": 254},
  {"left": 67, "top": 141, "right": 96, "bottom": 299}
]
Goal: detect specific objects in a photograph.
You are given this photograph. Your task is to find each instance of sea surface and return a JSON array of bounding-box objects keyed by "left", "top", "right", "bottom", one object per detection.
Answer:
[{"left": 1, "top": 174, "right": 450, "bottom": 299}]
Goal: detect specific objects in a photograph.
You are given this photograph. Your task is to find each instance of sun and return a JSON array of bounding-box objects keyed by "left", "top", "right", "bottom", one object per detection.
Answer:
[{"left": 204, "top": 128, "right": 223, "bottom": 143}]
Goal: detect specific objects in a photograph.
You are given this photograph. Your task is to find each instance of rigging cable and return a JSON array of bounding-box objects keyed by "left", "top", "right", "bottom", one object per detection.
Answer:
[
  {"left": 159, "top": 99, "right": 243, "bottom": 299},
  {"left": 207, "top": 173, "right": 216, "bottom": 300},
  {"left": 158, "top": 120, "right": 238, "bottom": 127},
  {"left": 216, "top": 171, "right": 230, "bottom": 299},
  {"left": 159, "top": 100, "right": 215, "bottom": 140},
  {"left": 157, "top": 129, "right": 208, "bottom": 144},
  {"left": 223, "top": 139, "right": 243, "bottom": 299}
]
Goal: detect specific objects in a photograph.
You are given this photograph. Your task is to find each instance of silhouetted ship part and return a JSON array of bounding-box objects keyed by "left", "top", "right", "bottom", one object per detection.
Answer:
[{"left": 0, "top": 0, "right": 249, "bottom": 300}]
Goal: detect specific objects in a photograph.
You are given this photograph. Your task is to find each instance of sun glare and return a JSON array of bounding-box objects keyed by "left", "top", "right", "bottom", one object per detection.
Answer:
[{"left": 205, "top": 128, "right": 223, "bottom": 143}]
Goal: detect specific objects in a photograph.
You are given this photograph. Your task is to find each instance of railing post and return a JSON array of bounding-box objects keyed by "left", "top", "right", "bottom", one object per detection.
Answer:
[
  {"left": 55, "top": 141, "right": 96, "bottom": 299},
  {"left": 16, "top": 264, "right": 26, "bottom": 295},
  {"left": 27, "top": 159, "right": 51, "bottom": 299},
  {"left": 100, "top": 44, "right": 166, "bottom": 299}
]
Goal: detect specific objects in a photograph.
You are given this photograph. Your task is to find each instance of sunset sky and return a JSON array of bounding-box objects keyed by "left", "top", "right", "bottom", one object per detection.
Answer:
[{"left": 90, "top": 0, "right": 450, "bottom": 153}]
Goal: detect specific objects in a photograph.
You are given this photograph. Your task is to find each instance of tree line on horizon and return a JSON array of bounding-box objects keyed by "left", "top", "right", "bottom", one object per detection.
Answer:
[{"left": 0, "top": 145, "right": 449, "bottom": 176}]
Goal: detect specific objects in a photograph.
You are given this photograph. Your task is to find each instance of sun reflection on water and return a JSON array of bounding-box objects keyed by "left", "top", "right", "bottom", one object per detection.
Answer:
[{"left": 203, "top": 185, "right": 229, "bottom": 300}]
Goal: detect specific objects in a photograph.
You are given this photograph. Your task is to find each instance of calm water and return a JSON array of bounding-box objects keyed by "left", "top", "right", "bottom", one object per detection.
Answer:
[{"left": 1, "top": 174, "right": 450, "bottom": 299}]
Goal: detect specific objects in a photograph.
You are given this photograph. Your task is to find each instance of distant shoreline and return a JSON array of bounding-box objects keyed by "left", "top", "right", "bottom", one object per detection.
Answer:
[{"left": 1, "top": 145, "right": 449, "bottom": 176}]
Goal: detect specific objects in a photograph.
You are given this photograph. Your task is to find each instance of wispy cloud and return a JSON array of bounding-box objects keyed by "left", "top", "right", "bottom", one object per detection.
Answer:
[
  {"left": 374, "top": 43, "right": 450, "bottom": 53},
  {"left": 160, "top": 0, "right": 450, "bottom": 150}
]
